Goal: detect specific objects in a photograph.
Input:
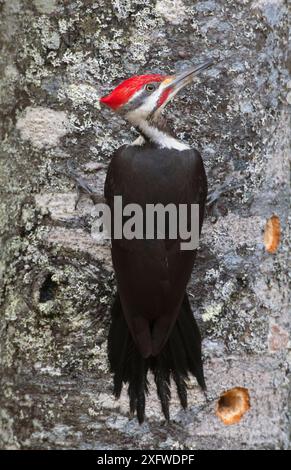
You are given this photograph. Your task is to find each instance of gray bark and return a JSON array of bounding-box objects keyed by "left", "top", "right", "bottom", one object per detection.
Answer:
[{"left": 0, "top": 0, "right": 290, "bottom": 450}]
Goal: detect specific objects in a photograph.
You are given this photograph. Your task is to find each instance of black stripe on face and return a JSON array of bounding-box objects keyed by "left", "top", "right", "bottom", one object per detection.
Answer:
[{"left": 121, "top": 89, "right": 148, "bottom": 113}]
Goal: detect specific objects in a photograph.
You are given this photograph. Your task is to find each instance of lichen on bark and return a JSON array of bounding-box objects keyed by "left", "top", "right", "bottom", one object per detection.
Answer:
[{"left": 0, "top": 0, "right": 290, "bottom": 450}]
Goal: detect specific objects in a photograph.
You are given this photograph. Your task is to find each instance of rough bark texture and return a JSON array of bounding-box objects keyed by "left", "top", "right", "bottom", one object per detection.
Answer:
[{"left": 0, "top": 0, "right": 290, "bottom": 450}]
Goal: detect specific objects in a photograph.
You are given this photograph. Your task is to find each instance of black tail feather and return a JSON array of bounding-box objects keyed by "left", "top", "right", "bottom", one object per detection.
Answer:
[
  {"left": 128, "top": 348, "right": 148, "bottom": 423},
  {"left": 108, "top": 295, "right": 130, "bottom": 398},
  {"left": 153, "top": 357, "right": 171, "bottom": 421},
  {"left": 107, "top": 293, "right": 205, "bottom": 422},
  {"left": 172, "top": 370, "right": 188, "bottom": 409},
  {"left": 177, "top": 295, "right": 206, "bottom": 390}
]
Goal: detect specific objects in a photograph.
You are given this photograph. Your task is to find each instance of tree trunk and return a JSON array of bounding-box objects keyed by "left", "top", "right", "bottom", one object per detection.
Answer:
[{"left": 0, "top": 0, "right": 289, "bottom": 450}]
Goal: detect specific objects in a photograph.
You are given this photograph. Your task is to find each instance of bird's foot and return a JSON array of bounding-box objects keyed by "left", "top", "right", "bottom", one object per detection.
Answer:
[
  {"left": 207, "top": 176, "right": 243, "bottom": 207},
  {"left": 206, "top": 176, "right": 244, "bottom": 220},
  {"left": 64, "top": 159, "right": 105, "bottom": 209}
]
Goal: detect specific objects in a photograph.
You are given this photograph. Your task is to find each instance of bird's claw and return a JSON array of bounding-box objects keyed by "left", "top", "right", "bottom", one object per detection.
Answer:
[
  {"left": 64, "top": 159, "right": 104, "bottom": 209},
  {"left": 207, "top": 176, "right": 243, "bottom": 208}
]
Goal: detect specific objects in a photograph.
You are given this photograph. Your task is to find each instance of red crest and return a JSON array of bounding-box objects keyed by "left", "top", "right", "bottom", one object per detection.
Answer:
[{"left": 100, "top": 74, "right": 165, "bottom": 110}]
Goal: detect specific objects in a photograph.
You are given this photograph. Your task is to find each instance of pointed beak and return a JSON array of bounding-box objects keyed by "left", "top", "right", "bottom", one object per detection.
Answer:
[
  {"left": 166, "top": 59, "right": 214, "bottom": 90},
  {"left": 158, "top": 59, "right": 215, "bottom": 109}
]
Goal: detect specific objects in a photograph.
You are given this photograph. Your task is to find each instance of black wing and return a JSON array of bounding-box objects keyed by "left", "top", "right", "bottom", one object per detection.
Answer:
[{"left": 105, "top": 142, "right": 207, "bottom": 357}]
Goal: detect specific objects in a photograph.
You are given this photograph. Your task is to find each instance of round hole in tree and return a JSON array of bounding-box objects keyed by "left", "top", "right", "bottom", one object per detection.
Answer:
[{"left": 216, "top": 387, "right": 250, "bottom": 425}]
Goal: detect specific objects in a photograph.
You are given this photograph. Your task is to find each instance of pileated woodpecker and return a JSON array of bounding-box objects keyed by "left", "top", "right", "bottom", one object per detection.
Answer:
[{"left": 100, "top": 61, "right": 213, "bottom": 423}]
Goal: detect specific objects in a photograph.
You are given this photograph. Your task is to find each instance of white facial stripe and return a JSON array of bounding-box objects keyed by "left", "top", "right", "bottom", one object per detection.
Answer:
[
  {"left": 127, "top": 87, "right": 144, "bottom": 104},
  {"left": 138, "top": 120, "right": 189, "bottom": 151},
  {"left": 136, "top": 87, "right": 161, "bottom": 114},
  {"left": 126, "top": 90, "right": 159, "bottom": 121},
  {"left": 125, "top": 80, "right": 171, "bottom": 119},
  {"left": 125, "top": 80, "right": 189, "bottom": 151}
]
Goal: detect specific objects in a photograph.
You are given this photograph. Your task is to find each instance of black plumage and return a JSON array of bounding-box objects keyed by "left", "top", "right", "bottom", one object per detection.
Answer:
[{"left": 105, "top": 141, "right": 207, "bottom": 422}]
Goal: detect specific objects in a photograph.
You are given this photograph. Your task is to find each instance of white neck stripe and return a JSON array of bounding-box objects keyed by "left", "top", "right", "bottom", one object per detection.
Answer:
[{"left": 137, "top": 120, "right": 189, "bottom": 151}]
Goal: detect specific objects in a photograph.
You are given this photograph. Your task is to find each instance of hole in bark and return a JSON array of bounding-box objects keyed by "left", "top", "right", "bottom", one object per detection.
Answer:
[
  {"left": 264, "top": 215, "right": 280, "bottom": 253},
  {"left": 216, "top": 387, "right": 250, "bottom": 425},
  {"left": 39, "top": 274, "right": 58, "bottom": 303}
]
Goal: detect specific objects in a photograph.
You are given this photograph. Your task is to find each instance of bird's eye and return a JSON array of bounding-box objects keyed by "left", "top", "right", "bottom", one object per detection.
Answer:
[{"left": 145, "top": 83, "right": 156, "bottom": 92}]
